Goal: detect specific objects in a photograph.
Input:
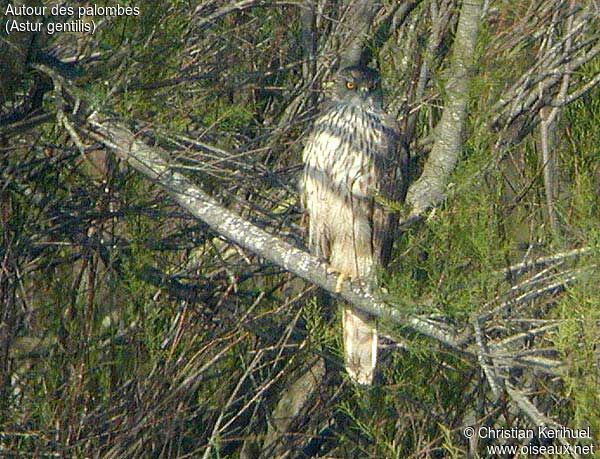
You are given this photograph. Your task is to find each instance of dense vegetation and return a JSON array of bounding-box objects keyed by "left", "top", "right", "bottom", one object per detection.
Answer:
[{"left": 1, "top": 0, "right": 598, "bottom": 457}]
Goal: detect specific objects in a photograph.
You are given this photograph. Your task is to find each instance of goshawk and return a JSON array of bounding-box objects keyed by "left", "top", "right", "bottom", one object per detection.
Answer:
[{"left": 301, "top": 65, "right": 408, "bottom": 384}]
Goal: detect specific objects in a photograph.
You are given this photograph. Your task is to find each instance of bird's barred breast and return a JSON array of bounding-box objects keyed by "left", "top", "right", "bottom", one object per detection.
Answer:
[{"left": 302, "top": 104, "right": 388, "bottom": 199}]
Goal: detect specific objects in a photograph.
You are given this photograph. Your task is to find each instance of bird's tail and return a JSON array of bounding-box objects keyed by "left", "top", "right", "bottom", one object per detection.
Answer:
[{"left": 342, "top": 306, "right": 377, "bottom": 385}]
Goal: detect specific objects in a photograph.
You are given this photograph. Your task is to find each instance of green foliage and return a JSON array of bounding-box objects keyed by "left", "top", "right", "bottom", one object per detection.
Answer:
[
  {"left": 387, "top": 148, "right": 511, "bottom": 321},
  {"left": 302, "top": 296, "right": 339, "bottom": 354},
  {"left": 556, "top": 277, "right": 600, "bottom": 441}
]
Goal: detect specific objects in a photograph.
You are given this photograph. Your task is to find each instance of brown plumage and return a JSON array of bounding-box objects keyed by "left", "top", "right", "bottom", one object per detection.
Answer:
[{"left": 301, "top": 65, "right": 408, "bottom": 384}]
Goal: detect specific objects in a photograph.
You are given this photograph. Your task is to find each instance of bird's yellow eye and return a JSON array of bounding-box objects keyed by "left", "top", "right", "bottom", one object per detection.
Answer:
[{"left": 346, "top": 81, "right": 356, "bottom": 90}]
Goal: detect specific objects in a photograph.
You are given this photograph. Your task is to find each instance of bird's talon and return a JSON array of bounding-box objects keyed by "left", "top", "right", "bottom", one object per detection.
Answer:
[
  {"left": 326, "top": 266, "right": 350, "bottom": 292},
  {"left": 335, "top": 273, "right": 348, "bottom": 293}
]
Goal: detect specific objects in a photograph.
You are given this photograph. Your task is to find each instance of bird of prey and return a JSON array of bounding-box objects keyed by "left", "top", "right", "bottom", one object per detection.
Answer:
[{"left": 301, "top": 65, "right": 408, "bottom": 385}]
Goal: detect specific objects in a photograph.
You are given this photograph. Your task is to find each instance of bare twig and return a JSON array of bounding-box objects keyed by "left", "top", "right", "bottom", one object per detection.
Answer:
[
  {"left": 506, "top": 384, "right": 580, "bottom": 458},
  {"left": 497, "top": 246, "right": 592, "bottom": 278}
]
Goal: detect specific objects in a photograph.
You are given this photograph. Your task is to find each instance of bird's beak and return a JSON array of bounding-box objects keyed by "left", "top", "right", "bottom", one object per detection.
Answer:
[{"left": 359, "top": 86, "right": 369, "bottom": 98}]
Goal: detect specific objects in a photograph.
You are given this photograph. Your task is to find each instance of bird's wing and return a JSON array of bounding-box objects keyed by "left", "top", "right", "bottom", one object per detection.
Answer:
[
  {"left": 301, "top": 124, "right": 332, "bottom": 262},
  {"left": 372, "top": 115, "right": 409, "bottom": 267}
]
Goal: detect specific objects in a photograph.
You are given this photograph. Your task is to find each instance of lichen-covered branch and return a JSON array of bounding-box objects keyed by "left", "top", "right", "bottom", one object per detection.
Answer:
[{"left": 84, "top": 111, "right": 462, "bottom": 349}]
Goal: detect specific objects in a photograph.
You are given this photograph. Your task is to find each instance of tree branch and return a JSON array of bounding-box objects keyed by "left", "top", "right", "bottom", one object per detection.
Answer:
[
  {"left": 83, "top": 111, "right": 462, "bottom": 349},
  {"left": 338, "top": 0, "right": 382, "bottom": 68},
  {"left": 406, "top": 0, "right": 483, "bottom": 215}
]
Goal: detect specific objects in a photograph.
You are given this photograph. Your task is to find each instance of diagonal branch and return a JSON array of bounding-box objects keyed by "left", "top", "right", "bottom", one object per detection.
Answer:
[{"left": 83, "top": 110, "right": 463, "bottom": 350}]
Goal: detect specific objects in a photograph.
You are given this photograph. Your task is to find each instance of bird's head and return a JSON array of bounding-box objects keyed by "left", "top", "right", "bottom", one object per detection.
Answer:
[{"left": 334, "top": 65, "right": 383, "bottom": 109}]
